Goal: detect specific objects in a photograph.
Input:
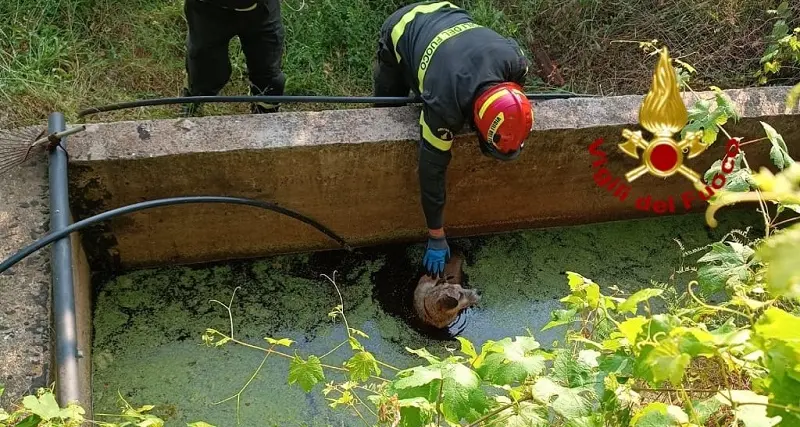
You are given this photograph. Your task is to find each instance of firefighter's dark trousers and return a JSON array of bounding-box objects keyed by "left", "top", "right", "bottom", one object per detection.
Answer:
[{"left": 183, "top": 0, "right": 286, "bottom": 112}]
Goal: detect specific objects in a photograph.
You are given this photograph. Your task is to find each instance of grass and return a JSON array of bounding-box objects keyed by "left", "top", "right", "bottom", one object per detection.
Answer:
[{"left": 0, "top": 0, "right": 798, "bottom": 128}]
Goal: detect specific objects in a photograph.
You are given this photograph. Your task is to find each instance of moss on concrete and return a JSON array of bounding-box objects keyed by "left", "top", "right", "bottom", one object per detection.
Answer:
[{"left": 92, "top": 208, "right": 764, "bottom": 426}]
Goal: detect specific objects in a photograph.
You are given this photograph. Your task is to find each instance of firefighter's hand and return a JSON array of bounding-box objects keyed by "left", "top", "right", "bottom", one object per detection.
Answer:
[{"left": 423, "top": 234, "right": 450, "bottom": 277}]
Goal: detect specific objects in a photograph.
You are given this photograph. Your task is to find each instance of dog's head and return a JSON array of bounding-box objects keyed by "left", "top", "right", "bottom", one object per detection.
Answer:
[{"left": 429, "top": 282, "right": 481, "bottom": 315}]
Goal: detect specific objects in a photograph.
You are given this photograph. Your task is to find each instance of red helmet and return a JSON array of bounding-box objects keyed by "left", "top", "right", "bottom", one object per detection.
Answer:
[{"left": 472, "top": 82, "right": 534, "bottom": 161}]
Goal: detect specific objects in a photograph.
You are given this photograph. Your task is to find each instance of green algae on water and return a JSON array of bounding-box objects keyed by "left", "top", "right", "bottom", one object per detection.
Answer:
[{"left": 91, "top": 208, "right": 764, "bottom": 426}]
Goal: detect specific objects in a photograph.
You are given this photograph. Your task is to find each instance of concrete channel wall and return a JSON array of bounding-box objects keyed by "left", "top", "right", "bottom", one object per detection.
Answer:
[{"left": 68, "top": 86, "right": 800, "bottom": 271}]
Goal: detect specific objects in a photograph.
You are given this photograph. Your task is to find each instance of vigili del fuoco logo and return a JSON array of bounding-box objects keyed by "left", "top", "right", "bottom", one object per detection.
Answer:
[{"left": 588, "top": 48, "right": 741, "bottom": 214}]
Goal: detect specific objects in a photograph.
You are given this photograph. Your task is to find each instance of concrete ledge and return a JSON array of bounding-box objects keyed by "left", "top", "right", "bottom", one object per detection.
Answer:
[
  {"left": 67, "top": 86, "right": 800, "bottom": 270},
  {"left": 0, "top": 156, "right": 51, "bottom": 409}
]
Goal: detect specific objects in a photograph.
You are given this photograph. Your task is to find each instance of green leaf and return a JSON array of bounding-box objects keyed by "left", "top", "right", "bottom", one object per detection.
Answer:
[
  {"left": 14, "top": 415, "right": 42, "bottom": 427},
  {"left": 755, "top": 224, "right": 800, "bottom": 300},
  {"left": 187, "top": 422, "right": 217, "bottom": 427},
  {"left": 265, "top": 337, "right": 295, "bottom": 347},
  {"left": 456, "top": 337, "right": 478, "bottom": 364},
  {"left": 696, "top": 241, "right": 755, "bottom": 294},
  {"left": 288, "top": 355, "right": 324, "bottom": 393},
  {"left": 598, "top": 353, "right": 635, "bottom": 377},
  {"left": 542, "top": 308, "right": 579, "bottom": 331},
  {"left": 762, "top": 121, "right": 795, "bottom": 170},
  {"left": 786, "top": 82, "right": 800, "bottom": 112},
  {"left": 0, "top": 384, "right": 4, "bottom": 398},
  {"left": 618, "top": 316, "right": 649, "bottom": 344},
  {"left": 405, "top": 347, "right": 441, "bottom": 364},
  {"left": 439, "top": 363, "right": 489, "bottom": 423},
  {"left": 475, "top": 336, "right": 545, "bottom": 386},
  {"left": 531, "top": 377, "right": 594, "bottom": 419},
  {"left": 494, "top": 400, "right": 547, "bottom": 427},
  {"left": 630, "top": 402, "right": 689, "bottom": 426},
  {"left": 393, "top": 365, "right": 442, "bottom": 390},
  {"left": 618, "top": 288, "right": 664, "bottom": 314},
  {"left": 689, "top": 396, "right": 724, "bottom": 425},
  {"left": 715, "top": 390, "right": 782, "bottom": 427},
  {"left": 22, "top": 392, "right": 62, "bottom": 421},
  {"left": 577, "top": 349, "right": 600, "bottom": 369},
  {"left": 635, "top": 338, "right": 691, "bottom": 386},
  {"left": 344, "top": 351, "right": 381, "bottom": 382}
]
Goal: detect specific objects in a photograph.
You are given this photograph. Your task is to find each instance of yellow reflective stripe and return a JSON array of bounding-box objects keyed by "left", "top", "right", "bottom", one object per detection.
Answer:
[
  {"left": 417, "top": 22, "right": 480, "bottom": 93},
  {"left": 477, "top": 88, "right": 510, "bottom": 119},
  {"left": 419, "top": 111, "right": 452, "bottom": 151},
  {"left": 390, "top": 1, "right": 459, "bottom": 64},
  {"left": 234, "top": 3, "right": 258, "bottom": 11}
]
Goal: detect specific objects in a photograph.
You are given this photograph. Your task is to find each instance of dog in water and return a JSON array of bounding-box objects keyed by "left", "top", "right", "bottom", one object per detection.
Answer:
[{"left": 413, "top": 253, "right": 480, "bottom": 329}]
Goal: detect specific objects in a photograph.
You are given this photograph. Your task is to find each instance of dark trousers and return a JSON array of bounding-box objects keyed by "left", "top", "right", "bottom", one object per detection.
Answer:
[{"left": 184, "top": 0, "right": 286, "bottom": 111}]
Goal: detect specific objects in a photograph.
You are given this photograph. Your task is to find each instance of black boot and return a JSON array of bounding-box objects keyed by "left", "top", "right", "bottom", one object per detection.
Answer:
[
  {"left": 249, "top": 73, "right": 285, "bottom": 114},
  {"left": 180, "top": 88, "right": 203, "bottom": 117}
]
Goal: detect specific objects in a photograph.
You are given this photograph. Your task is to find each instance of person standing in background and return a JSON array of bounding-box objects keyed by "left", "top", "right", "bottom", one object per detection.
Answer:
[{"left": 180, "top": 0, "right": 286, "bottom": 116}]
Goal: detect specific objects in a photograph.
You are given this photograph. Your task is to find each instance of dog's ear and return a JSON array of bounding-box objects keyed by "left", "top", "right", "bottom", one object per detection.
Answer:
[{"left": 439, "top": 294, "right": 460, "bottom": 310}]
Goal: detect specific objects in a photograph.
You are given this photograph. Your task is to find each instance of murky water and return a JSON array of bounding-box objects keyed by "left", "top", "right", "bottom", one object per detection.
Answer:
[{"left": 91, "top": 208, "right": 763, "bottom": 426}]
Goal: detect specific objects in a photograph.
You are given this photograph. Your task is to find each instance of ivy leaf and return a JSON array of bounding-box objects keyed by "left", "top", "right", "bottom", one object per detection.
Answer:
[
  {"left": 630, "top": 402, "right": 689, "bottom": 426},
  {"left": 22, "top": 392, "right": 62, "bottom": 421},
  {"left": 288, "top": 355, "right": 324, "bottom": 392},
  {"left": 696, "top": 241, "right": 754, "bottom": 294},
  {"left": 754, "top": 224, "right": 800, "bottom": 300},
  {"left": 264, "top": 337, "right": 295, "bottom": 347},
  {"left": 715, "top": 390, "right": 782, "bottom": 427},
  {"left": 531, "top": 377, "right": 594, "bottom": 419},
  {"left": 475, "top": 336, "right": 545, "bottom": 386},
  {"left": 761, "top": 121, "right": 795, "bottom": 170},
  {"left": 618, "top": 288, "right": 664, "bottom": 315},
  {"left": 345, "top": 351, "right": 381, "bottom": 382},
  {"left": 635, "top": 338, "right": 691, "bottom": 386},
  {"left": 456, "top": 337, "right": 478, "bottom": 364},
  {"left": 393, "top": 365, "right": 442, "bottom": 390}
]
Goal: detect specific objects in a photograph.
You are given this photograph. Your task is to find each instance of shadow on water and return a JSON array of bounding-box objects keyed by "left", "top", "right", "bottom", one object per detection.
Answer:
[{"left": 89, "top": 207, "right": 765, "bottom": 426}]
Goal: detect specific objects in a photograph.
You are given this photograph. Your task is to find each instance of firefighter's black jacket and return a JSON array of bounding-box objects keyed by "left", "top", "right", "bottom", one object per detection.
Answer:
[{"left": 380, "top": 1, "right": 529, "bottom": 230}]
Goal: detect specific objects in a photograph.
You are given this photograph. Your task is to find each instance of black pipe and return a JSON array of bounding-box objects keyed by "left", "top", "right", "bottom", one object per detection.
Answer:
[
  {"left": 47, "top": 112, "right": 81, "bottom": 406},
  {"left": 0, "top": 196, "right": 350, "bottom": 275},
  {"left": 76, "top": 92, "right": 595, "bottom": 118}
]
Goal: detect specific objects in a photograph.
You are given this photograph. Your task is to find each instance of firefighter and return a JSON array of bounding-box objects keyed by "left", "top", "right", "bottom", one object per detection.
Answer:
[
  {"left": 181, "top": 0, "right": 286, "bottom": 116},
  {"left": 373, "top": 1, "right": 534, "bottom": 277}
]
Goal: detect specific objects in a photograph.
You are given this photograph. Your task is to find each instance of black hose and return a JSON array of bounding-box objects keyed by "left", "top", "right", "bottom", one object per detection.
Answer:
[
  {"left": 0, "top": 196, "right": 350, "bottom": 275},
  {"left": 76, "top": 93, "right": 595, "bottom": 118}
]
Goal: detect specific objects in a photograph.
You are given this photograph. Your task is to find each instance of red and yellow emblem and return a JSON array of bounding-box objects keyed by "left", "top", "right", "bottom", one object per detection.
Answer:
[{"left": 618, "top": 48, "right": 707, "bottom": 190}]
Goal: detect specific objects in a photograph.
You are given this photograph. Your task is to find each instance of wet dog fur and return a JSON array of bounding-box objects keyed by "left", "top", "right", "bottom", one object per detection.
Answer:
[{"left": 413, "top": 252, "right": 480, "bottom": 329}]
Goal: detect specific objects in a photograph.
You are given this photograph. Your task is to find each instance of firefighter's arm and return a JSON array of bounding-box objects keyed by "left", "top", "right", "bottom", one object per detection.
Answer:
[
  {"left": 418, "top": 107, "right": 454, "bottom": 276},
  {"left": 507, "top": 39, "right": 530, "bottom": 87},
  {"left": 417, "top": 108, "right": 454, "bottom": 231}
]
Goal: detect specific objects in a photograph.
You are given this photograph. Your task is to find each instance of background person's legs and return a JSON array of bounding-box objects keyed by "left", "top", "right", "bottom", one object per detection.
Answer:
[
  {"left": 182, "top": 0, "right": 236, "bottom": 116},
  {"left": 372, "top": 22, "right": 410, "bottom": 107},
  {"left": 239, "top": 0, "right": 286, "bottom": 114}
]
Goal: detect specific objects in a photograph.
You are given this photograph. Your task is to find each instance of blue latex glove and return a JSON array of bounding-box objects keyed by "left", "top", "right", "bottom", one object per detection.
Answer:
[{"left": 423, "top": 235, "right": 450, "bottom": 277}]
